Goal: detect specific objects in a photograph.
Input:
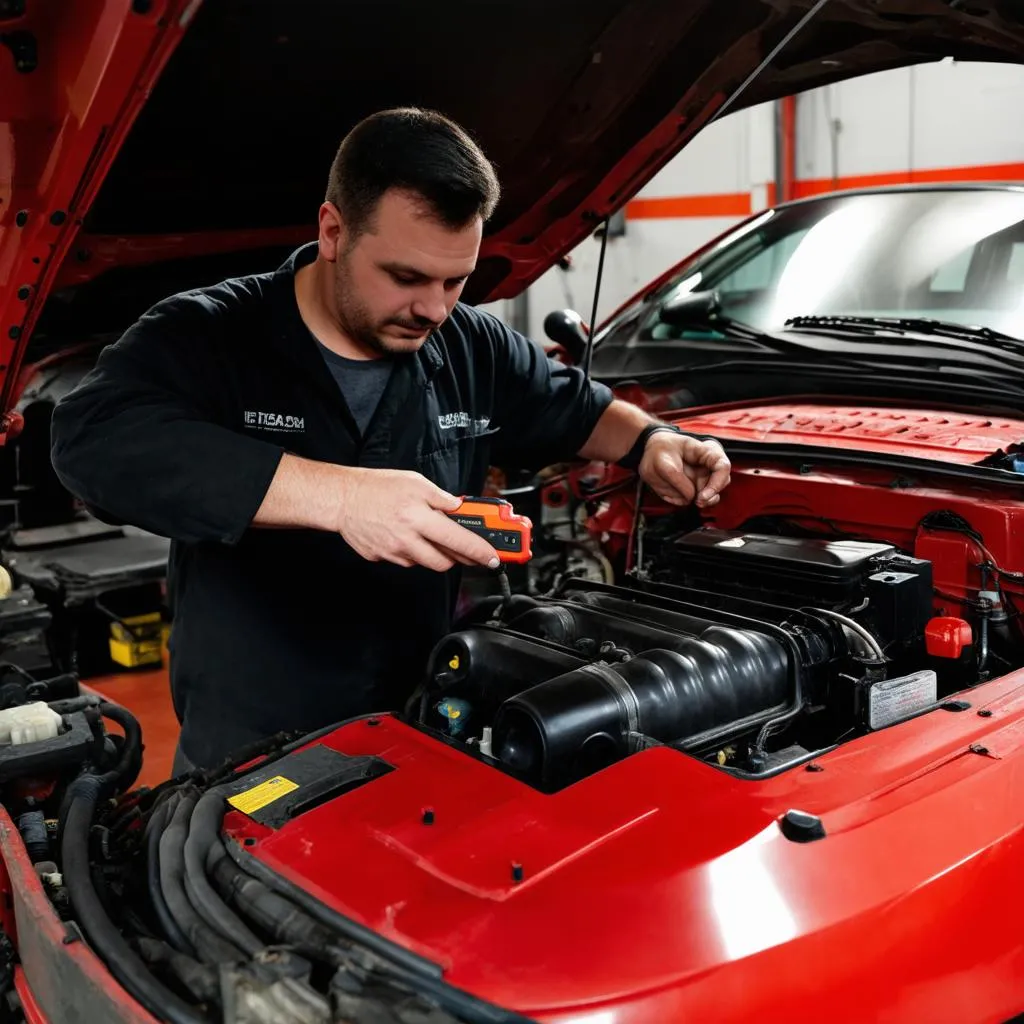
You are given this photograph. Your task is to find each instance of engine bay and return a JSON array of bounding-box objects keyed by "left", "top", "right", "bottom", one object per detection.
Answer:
[
  {"left": 412, "top": 457, "right": 1024, "bottom": 791},
  {"left": 0, "top": 453, "right": 1022, "bottom": 1022}
]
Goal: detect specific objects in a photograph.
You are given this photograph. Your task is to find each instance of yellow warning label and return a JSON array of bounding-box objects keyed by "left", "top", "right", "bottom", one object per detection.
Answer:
[{"left": 227, "top": 776, "right": 298, "bottom": 815}]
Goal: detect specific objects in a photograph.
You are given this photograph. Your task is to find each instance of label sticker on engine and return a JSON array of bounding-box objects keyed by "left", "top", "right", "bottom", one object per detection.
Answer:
[
  {"left": 227, "top": 775, "right": 298, "bottom": 815},
  {"left": 869, "top": 670, "right": 937, "bottom": 730}
]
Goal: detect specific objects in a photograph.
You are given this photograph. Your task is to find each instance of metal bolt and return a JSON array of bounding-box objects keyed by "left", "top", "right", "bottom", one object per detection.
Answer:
[
  {"left": 7, "top": 326, "right": 20, "bottom": 340},
  {"left": 511, "top": 861, "right": 524, "bottom": 883},
  {"left": 367, "top": 717, "right": 381, "bottom": 726},
  {"left": 805, "top": 763, "right": 824, "bottom": 773},
  {"left": 16, "top": 286, "right": 29, "bottom": 301},
  {"left": 243, "top": 837, "right": 256, "bottom": 847},
  {"left": 49, "top": 210, "right": 66, "bottom": 226},
  {"left": 970, "top": 743, "right": 989, "bottom": 756},
  {"left": 132, "top": 0, "right": 153, "bottom": 11},
  {"left": 978, "top": 709, "right": 993, "bottom": 718},
  {"left": 14, "top": 211, "right": 27, "bottom": 227},
  {"left": 421, "top": 808, "right": 435, "bottom": 825}
]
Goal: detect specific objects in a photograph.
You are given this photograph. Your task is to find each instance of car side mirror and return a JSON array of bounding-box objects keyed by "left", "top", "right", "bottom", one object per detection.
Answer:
[
  {"left": 543, "top": 309, "right": 589, "bottom": 364},
  {"left": 658, "top": 289, "right": 721, "bottom": 327}
]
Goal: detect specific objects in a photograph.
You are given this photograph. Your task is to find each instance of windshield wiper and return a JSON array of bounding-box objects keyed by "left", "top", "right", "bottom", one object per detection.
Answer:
[
  {"left": 657, "top": 289, "right": 843, "bottom": 359},
  {"left": 785, "top": 314, "right": 1024, "bottom": 356}
]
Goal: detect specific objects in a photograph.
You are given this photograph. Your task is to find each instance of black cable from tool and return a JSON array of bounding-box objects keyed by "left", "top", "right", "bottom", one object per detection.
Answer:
[{"left": 61, "top": 778, "right": 210, "bottom": 1024}]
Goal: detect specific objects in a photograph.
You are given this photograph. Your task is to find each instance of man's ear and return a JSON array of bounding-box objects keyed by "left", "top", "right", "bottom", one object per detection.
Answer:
[{"left": 317, "top": 202, "right": 346, "bottom": 261}]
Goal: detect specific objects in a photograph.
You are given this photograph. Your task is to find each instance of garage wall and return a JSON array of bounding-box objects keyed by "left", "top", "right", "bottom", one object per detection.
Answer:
[
  {"left": 489, "top": 59, "right": 1024, "bottom": 341},
  {"left": 797, "top": 60, "right": 1024, "bottom": 189}
]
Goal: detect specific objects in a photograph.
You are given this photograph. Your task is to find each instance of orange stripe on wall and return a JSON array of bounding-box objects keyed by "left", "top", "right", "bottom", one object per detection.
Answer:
[
  {"left": 627, "top": 161, "right": 1024, "bottom": 219},
  {"left": 625, "top": 192, "right": 753, "bottom": 219},
  {"left": 794, "top": 161, "right": 1024, "bottom": 198}
]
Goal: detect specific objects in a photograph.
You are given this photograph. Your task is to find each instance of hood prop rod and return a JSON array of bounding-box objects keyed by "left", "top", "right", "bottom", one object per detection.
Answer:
[{"left": 579, "top": 0, "right": 832, "bottom": 379}]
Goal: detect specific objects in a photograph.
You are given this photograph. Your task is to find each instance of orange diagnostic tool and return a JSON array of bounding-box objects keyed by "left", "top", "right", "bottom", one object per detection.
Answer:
[{"left": 446, "top": 497, "right": 533, "bottom": 563}]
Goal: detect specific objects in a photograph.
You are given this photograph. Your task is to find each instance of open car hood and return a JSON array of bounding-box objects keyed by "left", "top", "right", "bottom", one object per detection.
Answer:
[{"left": 2, "top": 1, "right": 1024, "bottom": 415}]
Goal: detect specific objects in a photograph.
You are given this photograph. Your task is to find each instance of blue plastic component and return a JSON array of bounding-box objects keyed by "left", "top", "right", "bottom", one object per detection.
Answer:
[{"left": 436, "top": 697, "right": 472, "bottom": 736}]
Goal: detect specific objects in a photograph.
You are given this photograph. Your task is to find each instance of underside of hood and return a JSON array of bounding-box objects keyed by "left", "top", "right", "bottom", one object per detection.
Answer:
[{"left": 2, "top": 0, "right": 1024, "bottom": 411}]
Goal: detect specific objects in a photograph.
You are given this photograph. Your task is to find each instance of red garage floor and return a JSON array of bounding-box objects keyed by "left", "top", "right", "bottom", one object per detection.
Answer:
[{"left": 88, "top": 665, "right": 179, "bottom": 788}]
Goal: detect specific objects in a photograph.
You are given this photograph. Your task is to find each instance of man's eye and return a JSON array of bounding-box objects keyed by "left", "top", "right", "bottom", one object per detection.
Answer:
[{"left": 391, "top": 272, "right": 418, "bottom": 285}]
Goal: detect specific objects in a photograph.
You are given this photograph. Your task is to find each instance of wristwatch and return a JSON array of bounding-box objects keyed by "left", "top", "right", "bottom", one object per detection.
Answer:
[{"left": 615, "top": 423, "right": 683, "bottom": 471}]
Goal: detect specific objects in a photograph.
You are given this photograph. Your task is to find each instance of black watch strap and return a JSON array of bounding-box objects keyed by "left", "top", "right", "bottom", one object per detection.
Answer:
[{"left": 616, "top": 423, "right": 683, "bottom": 471}]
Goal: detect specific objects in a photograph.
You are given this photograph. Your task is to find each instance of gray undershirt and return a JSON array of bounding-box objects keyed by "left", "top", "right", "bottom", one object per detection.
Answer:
[{"left": 315, "top": 340, "right": 393, "bottom": 435}]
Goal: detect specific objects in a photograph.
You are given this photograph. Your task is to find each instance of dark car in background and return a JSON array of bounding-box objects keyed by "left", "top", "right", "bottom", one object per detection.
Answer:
[{"left": 552, "top": 184, "right": 1024, "bottom": 415}]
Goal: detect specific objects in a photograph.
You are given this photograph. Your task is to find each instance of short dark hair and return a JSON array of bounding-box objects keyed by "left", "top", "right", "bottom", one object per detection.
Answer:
[{"left": 325, "top": 107, "right": 500, "bottom": 237}]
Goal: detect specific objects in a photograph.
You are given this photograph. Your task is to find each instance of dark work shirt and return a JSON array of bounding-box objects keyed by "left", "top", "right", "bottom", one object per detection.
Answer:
[
  {"left": 314, "top": 340, "right": 393, "bottom": 435},
  {"left": 49, "top": 242, "right": 614, "bottom": 767}
]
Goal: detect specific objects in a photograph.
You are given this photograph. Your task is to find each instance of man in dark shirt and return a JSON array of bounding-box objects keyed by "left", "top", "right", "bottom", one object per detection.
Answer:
[{"left": 50, "top": 107, "right": 731, "bottom": 770}]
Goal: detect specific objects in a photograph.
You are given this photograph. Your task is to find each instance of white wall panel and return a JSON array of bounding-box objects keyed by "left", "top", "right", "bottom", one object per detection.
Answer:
[
  {"left": 911, "top": 60, "right": 1024, "bottom": 169},
  {"left": 481, "top": 61, "right": 1024, "bottom": 341}
]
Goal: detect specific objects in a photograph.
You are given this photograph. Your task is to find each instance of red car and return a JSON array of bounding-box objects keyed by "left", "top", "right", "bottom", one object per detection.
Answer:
[{"left": 1, "top": 3, "right": 1024, "bottom": 1024}]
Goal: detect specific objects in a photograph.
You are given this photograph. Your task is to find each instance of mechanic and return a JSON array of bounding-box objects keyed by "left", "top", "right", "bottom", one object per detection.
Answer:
[{"left": 49, "top": 108, "right": 732, "bottom": 772}]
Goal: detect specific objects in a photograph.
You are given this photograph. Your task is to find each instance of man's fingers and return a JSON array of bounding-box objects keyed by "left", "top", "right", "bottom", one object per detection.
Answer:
[
  {"left": 698, "top": 455, "right": 732, "bottom": 505},
  {"left": 421, "top": 512, "right": 499, "bottom": 568},
  {"left": 424, "top": 482, "right": 463, "bottom": 512},
  {"left": 400, "top": 538, "right": 456, "bottom": 574},
  {"left": 435, "top": 544, "right": 481, "bottom": 567},
  {"left": 648, "top": 450, "right": 697, "bottom": 504}
]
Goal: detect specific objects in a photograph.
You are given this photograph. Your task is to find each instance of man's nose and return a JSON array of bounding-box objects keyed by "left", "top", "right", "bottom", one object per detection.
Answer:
[{"left": 411, "top": 285, "right": 447, "bottom": 326}]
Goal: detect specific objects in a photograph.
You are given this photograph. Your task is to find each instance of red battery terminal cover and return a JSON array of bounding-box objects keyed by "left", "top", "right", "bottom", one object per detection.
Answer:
[
  {"left": 446, "top": 497, "right": 533, "bottom": 564},
  {"left": 925, "top": 616, "right": 973, "bottom": 659}
]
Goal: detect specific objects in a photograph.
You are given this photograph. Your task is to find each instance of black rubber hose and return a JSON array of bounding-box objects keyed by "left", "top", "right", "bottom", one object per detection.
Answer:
[
  {"left": 61, "top": 778, "right": 209, "bottom": 1024},
  {"left": 47, "top": 695, "right": 101, "bottom": 715},
  {"left": 158, "top": 791, "right": 246, "bottom": 965},
  {"left": 182, "top": 793, "right": 262, "bottom": 955},
  {"left": 55, "top": 705, "right": 138, "bottom": 836},
  {"left": 222, "top": 837, "right": 442, "bottom": 980},
  {"left": 146, "top": 796, "right": 196, "bottom": 958},
  {"left": 220, "top": 841, "right": 538, "bottom": 1024},
  {"left": 135, "top": 938, "right": 220, "bottom": 1006},
  {"left": 207, "top": 841, "right": 345, "bottom": 964},
  {"left": 99, "top": 703, "right": 144, "bottom": 794}
]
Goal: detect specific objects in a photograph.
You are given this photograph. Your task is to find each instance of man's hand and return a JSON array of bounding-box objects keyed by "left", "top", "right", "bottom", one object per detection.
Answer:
[
  {"left": 638, "top": 432, "right": 731, "bottom": 509},
  {"left": 253, "top": 455, "right": 499, "bottom": 572},
  {"left": 334, "top": 467, "right": 500, "bottom": 571}
]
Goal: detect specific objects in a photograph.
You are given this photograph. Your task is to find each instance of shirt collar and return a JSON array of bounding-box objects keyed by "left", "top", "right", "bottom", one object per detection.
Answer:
[{"left": 272, "top": 241, "right": 445, "bottom": 383}]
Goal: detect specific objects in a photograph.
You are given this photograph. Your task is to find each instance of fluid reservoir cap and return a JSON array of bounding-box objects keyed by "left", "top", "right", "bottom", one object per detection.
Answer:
[
  {"left": 926, "top": 616, "right": 973, "bottom": 659},
  {"left": 780, "top": 809, "right": 827, "bottom": 843}
]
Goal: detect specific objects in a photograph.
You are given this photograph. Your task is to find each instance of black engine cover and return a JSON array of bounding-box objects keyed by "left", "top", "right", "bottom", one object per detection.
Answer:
[{"left": 425, "top": 580, "right": 796, "bottom": 791}]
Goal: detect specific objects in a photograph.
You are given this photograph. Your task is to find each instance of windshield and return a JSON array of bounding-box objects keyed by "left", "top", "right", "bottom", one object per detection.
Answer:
[{"left": 613, "top": 188, "right": 1024, "bottom": 344}]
